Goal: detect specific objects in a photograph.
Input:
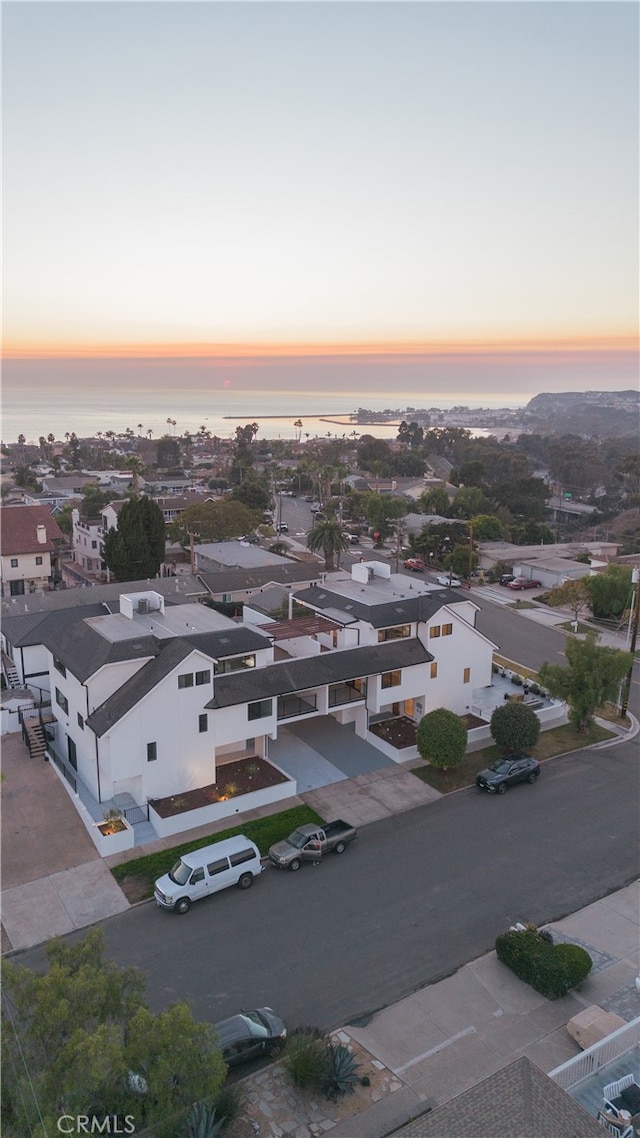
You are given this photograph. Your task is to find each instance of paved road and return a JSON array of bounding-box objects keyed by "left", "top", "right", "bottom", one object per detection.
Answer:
[{"left": 16, "top": 736, "right": 638, "bottom": 1033}]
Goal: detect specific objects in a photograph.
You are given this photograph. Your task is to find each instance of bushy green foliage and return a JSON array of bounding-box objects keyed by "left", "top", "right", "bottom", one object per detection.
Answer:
[
  {"left": 490, "top": 702, "right": 540, "bottom": 752},
  {"left": 416, "top": 708, "right": 467, "bottom": 769},
  {"left": 103, "top": 497, "right": 165, "bottom": 581},
  {"left": 539, "top": 631, "right": 632, "bottom": 731},
  {"left": 1, "top": 930, "right": 226, "bottom": 1138},
  {"left": 586, "top": 564, "right": 634, "bottom": 621},
  {"left": 282, "top": 1028, "right": 327, "bottom": 1090},
  {"left": 495, "top": 928, "right": 592, "bottom": 999},
  {"left": 212, "top": 1082, "right": 246, "bottom": 1127},
  {"left": 183, "top": 1102, "right": 225, "bottom": 1138}
]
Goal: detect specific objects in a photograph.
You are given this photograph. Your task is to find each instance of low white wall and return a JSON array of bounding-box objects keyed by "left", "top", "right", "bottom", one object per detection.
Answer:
[
  {"left": 149, "top": 777, "right": 298, "bottom": 839},
  {"left": 363, "top": 730, "right": 419, "bottom": 764},
  {"left": 48, "top": 758, "right": 135, "bottom": 855}
]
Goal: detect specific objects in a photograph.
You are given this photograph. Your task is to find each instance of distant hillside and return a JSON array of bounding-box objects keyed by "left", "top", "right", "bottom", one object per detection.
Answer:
[{"left": 523, "top": 391, "right": 639, "bottom": 436}]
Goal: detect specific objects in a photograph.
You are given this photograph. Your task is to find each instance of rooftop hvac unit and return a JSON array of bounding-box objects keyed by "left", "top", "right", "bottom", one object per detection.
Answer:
[{"left": 137, "top": 599, "right": 150, "bottom": 614}]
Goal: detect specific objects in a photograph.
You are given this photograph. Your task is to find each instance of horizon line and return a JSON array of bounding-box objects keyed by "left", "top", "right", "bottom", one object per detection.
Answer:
[{"left": 3, "top": 333, "right": 638, "bottom": 362}]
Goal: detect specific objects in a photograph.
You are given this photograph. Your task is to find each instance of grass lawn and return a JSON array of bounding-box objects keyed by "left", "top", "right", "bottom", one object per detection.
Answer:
[
  {"left": 111, "top": 804, "right": 323, "bottom": 903},
  {"left": 556, "top": 620, "right": 594, "bottom": 634},
  {"left": 492, "top": 655, "right": 540, "bottom": 682},
  {"left": 412, "top": 722, "right": 615, "bottom": 794},
  {"left": 506, "top": 600, "right": 540, "bottom": 611}
]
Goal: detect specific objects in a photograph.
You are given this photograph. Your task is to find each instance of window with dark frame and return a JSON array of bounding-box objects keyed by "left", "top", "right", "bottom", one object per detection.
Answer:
[
  {"left": 147, "top": 741, "right": 158, "bottom": 762},
  {"left": 195, "top": 669, "right": 211, "bottom": 686},
  {"left": 198, "top": 713, "right": 208, "bottom": 733},
  {"left": 77, "top": 713, "right": 84, "bottom": 730},
  {"left": 35, "top": 556, "right": 43, "bottom": 566},
  {"left": 55, "top": 687, "right": 69, "bottom": 714},
  {"left": 178, "top": 673, "right": 194, "bottom": 689},
  {"left": 381, "top": 670, "right": 401, "bottom": 689},
  {"left": 442, "top": 623, "right": 453, "bottom": 636},
  {"left": 248, "top": 698, "right": 273, "bottom": 721},
  {"left": 54, "top": 658, "right": 67, "bottom": 677}
]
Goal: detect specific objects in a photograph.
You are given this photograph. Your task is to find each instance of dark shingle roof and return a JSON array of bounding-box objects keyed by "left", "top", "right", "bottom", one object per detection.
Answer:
[
  {"left": 2, "top": 604, "right": 108, "bottom": 648},
  {"left": 86, "top": 626, "right": 273, "bottom": 736},
  {"left": 43, "top": 621, "right": 159, "bottom": 683},
  {"left": 207, "top": 639, "right": 432, "bottom": 709},
  {"left": 198, "top": 564, "right": 326, "bottom": 595},
  {"left": 293, "top": 584, "right": 458, "bottom": 629},
  {"left": 394, "top": 1056, "right": 603, "bottom": 1138}
]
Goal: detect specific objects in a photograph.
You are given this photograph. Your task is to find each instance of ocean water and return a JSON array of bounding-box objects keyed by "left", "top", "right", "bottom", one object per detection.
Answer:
[{"left": 2, "top": 371, "right": 519, "bottom": 444}]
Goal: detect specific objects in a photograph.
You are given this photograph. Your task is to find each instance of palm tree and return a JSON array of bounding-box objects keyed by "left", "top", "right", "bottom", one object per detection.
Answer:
[
  {"left": 137, "top": 423, "right": 144, "bottom": 437},
  {"left": 307, "top": 518, "right": 349, "bottom": 570},
  {"left": 293, "top": 418, "right": 303, "bottom": 442}
]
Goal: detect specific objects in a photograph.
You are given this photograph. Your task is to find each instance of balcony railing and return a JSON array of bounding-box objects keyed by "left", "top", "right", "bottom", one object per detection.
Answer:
[
  {"left": 277, "top": 694, "right": 318, "bottom": 720},
  {"left": 328, "top": 681, "right": 367, "bottom": 707},
  {"left": 549, "top": 1017, "right": 640, "bottom": 1090}
]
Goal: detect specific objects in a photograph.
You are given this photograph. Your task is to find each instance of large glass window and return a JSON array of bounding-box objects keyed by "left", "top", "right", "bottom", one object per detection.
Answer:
[
  {"left": 442, "top": 624, "right": 453, "bottom": 636},
  {"left": 198, "top": 713, "right": 208, "bottom": 733},
  {"left": 195, "top": 670, "right": 211, "bottom": 686},
  {"left": 215, "top": 655, "right": 256, "bottom": 675},
  {"left": 381, "top": 670, "right": 401, "bottom": 689},
  {"left": 429, "top": 626, "right": 440, "bottom": 639},
  {"left": 55, "top": 688, "right": 69, "bottom": 714},
  {"left": 67, "top": 736, "right": 77, "bottom": 770},
  {"left": 178, "top": 673, "right": 194, "bottom": 689},
  {"left": 377, "top": 626, "right": 410, "bottom": 643},
  {"left": 248, "top": 698, "right": 273, "bottom": 721}
]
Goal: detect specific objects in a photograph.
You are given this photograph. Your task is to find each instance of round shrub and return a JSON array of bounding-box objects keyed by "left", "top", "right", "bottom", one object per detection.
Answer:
[
  {"left": 495, "top": 929, "right": 592, "bottom": 999},
  {"left": 416, "top": 708, "right": 467, "bottom": 770},
  {"left": 490, "top": 701, "right": 541, "bottom": 752}
]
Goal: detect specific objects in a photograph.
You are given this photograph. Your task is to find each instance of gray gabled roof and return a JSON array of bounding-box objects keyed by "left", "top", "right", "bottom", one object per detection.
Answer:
[
  {"left": 43, "top": 621, "right": 159, "bottom": 683},
  {"left": 394, "top": 1055, "right": 603, "bottom": 1137},
  {"left": 2, "top": 604, "right": 108, "bottom": 649},
  {"left": 197, "top": 563, "right": 327, "bottom": 596},
  {"left": 0, "top": 574, "right": 207, "bottom": 618},
  {"left": 207, "top": 639, "right": 432, "bottom": 709},
  {"left": 86, "top": 625, "right": 272, "bottom": 737},
  {"left": 293, "top": 584, "right": 459, "bottom": 629}
]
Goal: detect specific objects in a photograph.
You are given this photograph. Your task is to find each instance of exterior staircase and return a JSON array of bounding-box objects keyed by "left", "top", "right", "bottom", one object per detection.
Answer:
[
  {"left": 2, "top": 651, "right": 21, "bottom": 689},
  {"left": 19, "top": 708, "right": 54, "bottom": 760}
]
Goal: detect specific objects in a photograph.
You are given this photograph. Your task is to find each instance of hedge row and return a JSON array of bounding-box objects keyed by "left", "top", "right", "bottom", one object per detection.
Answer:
[{"left": 495, "top": 928, "right": 592, "bottom": 999}]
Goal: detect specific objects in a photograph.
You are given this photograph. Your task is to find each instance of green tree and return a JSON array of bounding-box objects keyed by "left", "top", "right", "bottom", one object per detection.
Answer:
[
  {"left": 450, "top": 486, "right": 494, "bottom": 519},
  {"left": 445, "top": 544, "right": 477, "bottom": 579},
  {"left": 168, "top": 500, "right": 261, "bottom": 547},
  {"left": 364, "top": 493, "right": 406, "bottom": 542},
  {"left": 231, "top": 471, "right": 271, "bottom": 512},
  {"left": 356, "top": 435, "right": 393, "bottom": 471},
  {"left": 416, "top": 708, "right": 467, "bottom": 769},
  {"left": 490, "top": 702, "right": 540, "bottom": 752},
  {"left": 545, "top": 578, "right": 592, "bottom": 627},
  {"left": 103, "top": 497, "right": 165, "bottom": 581},
  {"left": 538, "top": 631, "right": 632, "bottom": 731},
  {"left": 468, "top": 514, "right": 503, "bottom": 541},
  {"left": 307, "top": 518, "right": 349, "bottom": 569},
  {"left": 510, "top": 520, "right": 555, "bottom": 545},
  {"left": 156, "top": 435, "right": 181, "bottom": 469},
  {"left": 586, "top": 564, "right": 633, "bottom": 622},
  {"left": 1, "top": 929, "right": 226, "bottom": 1138},
  {"left": 396, "top": 421, "right": 424, "bottom": 449},
  {"left": 417, "top": 487, "right": 450, "bottom": 516},
  {"left": 13, "top": 464, "right": 42, "bottom": 492}
]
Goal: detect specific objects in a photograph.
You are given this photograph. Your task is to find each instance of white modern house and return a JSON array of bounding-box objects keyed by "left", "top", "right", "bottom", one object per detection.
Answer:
[{"left": 36, "top": 563, "right": 497, "bottom": 819}]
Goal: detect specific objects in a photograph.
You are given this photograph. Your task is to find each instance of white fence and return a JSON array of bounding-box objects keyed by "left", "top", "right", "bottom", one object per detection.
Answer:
[{"left": 549, "top": 1017, "right": 640, "bottom": 1090}]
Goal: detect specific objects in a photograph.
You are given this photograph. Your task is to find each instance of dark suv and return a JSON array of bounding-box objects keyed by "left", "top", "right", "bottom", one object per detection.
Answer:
[
  {"left": 213, "top": 1007, "right": 287, "bottom": 1067},
  {"left": 476, "top": 754, "right": 540, "bottom": 794}
]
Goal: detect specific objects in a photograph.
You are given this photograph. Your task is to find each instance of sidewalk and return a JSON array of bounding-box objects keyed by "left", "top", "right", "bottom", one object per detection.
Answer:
[{"left": 230, "top": 882, "right": 640, "bottom": 1138}]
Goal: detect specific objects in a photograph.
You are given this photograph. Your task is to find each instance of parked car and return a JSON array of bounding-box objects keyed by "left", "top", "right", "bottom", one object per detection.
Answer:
[
  {"left": 507, "top": 577, "right": 542, "bottom": 590},
  {"left": 154, "top": 835, "right": 263, "bottom": 913},
  {"left": 268, "top": 820, "right": 357, "bottom": 870},
  {"left": 476, "top": 754, "right": 540, "bottom": 794},
  {"left": 499, "top": 574, "right": 515, "bottom": 586},
  {"left": 404, "top": 557, "right": 426, "bottom": 572},
  {"left": 310, "top": 502, "right": 321, "bottom": 512},
  {"left": 241, "top": 534, "right": 261, "bottom": 545},
  {"left": 436, "top": 574, "right": 462, "bottom": 587},
  {"left": 304, "top": 495, "right": 315, "bottom": 502},
  {"left": 344, "top": 533, "right": 360, "bottom": 544},
  {"left": 213, "top": 1007, "right": 287, "bottom": 1067},
  {"left": 276, "top": 523, "right": 289, "bottom": 533}
]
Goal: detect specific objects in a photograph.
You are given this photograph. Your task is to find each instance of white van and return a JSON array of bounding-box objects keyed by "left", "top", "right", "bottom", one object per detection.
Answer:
[{"left": 154, "top": 835, "right": 263, "bottom": 914}]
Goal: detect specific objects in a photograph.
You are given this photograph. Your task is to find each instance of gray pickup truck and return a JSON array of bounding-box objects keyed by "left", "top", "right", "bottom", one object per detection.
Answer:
[{"left": 268, "top": 820, "right": 357, "bottom": 871}]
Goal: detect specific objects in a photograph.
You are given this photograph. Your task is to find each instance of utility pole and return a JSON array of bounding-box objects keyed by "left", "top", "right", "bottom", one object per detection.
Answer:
[
  {"left": 468, "top": 523, "right": 474, "bottom": 582},
  {"left": 620, "top": 567, "right": 639, "bottom": 718}
]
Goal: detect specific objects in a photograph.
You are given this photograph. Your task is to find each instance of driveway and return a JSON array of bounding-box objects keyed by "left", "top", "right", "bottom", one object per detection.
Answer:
[{"left": 268, "top": 717, "right": 396, "bottom": 792}]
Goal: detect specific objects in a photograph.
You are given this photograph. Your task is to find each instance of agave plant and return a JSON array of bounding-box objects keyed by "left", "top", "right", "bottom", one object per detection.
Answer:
[
  {"left": 183, "top": 1102, "right": 225, "bottom": 1138},
  {"left": 323, "top": 1042, "right": 360, "bottom": 1102}
]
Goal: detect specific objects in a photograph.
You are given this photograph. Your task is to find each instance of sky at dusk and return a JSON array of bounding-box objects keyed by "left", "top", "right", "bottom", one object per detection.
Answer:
[{"left": 2, "top": 1, "right": 638, "bottom": 402}]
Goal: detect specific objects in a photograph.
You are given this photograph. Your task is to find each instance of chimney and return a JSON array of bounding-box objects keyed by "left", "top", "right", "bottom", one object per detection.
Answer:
[{"left": 36, "top": 524, "right": 47, "bottom": 545}]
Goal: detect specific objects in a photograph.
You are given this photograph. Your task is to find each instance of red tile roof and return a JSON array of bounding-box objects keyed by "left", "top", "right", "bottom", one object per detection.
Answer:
[{"left": 0, "top": 506, "right": 64, "bottom": 556}]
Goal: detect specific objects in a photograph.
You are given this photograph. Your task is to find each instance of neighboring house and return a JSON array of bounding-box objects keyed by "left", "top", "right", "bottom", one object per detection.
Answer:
[
  {"left": 511, "top": 556, "right": 593, "bottom": 589},
  {"left": 35, "top": 561, "right": 496, "bottom": 813},
  {"left": 71, "top": 508, "right": 106, "bottom": 576},
  {"left": 0, "top": 574, "right": 208, "bottom": 697},
  {"left": 477, "top": 541, "right": 620, "bottom": 572},
  {"left": 194, "top": 541, "right": 292, "bottom": 574},
  {"left": 41, "top": 475, "right": 98, "bottom": 499},
  {"left": 149, "top": 493, "right": 217, "bottom": 525},
  {"left": 197, "top": 563, "right": 327, "bottom": 606},
  {"left": 394, "top": 1055, "right": 604, "bottom": 1138},
  {"left": 0, "top": 505, "right": 64, "bottom": 598},
  {"left": 403, "top": 513, "right": 460, "bottom": 537}
]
